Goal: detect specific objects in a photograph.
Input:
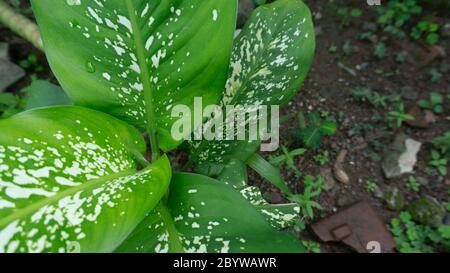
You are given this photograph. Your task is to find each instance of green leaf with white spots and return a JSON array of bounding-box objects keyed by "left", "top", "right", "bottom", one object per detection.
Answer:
[
  {"left": 239, "top": 186, "right": 300, "bottom": 230},
  {"left": 0, "top": 106, "right": 171, "bottom": 253},
  {"left": 115, "top": 172, "right": 304, "bottom": 253},
  {"left": 218, "top": 160, "right": 300, "bottom": 230},
  {"left": 190, "top": 0, "right": 315, "bottom": 174},
  {"left": 31, "top": 0, "right": 238, "bottom": 151}
]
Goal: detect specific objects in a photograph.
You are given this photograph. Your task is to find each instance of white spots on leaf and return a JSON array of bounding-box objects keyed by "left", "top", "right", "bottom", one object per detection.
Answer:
[
  {"left": 117, "top": 15, "right": 133, "bottom": 34},
  {"left": 87, "top": 7, "right": 103, "bottom": 24},
  {"left": 102, "top": 72, "right": 111, "bottom": 81},
  {"left": 212, "top": 9, "right": 218, "bottom": 21},
  {"left": 66, "top": 0, "right": 81, "bottom": 6},
  {"left": 0, "top": 200, "right": 15, "bottom": 209},
  {"left": 0, "top": 221, "right": 20, "bottom": 252},
  {"left": 141, "top": 3, "right": 149, "bottom": 18},
  {"left": 105, "top": 18, "right": 119, "bottom": 31},
  {"left": 145, "top": 36, "right": 154, "bottom": 51}
]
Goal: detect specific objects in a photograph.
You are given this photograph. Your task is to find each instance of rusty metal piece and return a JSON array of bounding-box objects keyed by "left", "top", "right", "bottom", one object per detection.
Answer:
[
  {"left": 311, "top": 201, "right": 396, "bottom": 253},
  {"left": 331, "top": 224, "right": 352, "bottom": 241}
]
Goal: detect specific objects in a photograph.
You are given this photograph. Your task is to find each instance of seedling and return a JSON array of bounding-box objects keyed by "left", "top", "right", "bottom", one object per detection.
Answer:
[
  {"left": 407, "top": 176, "right": 421, "bottom": 193},
  {"left": 337, "top": 7, "right": 363, "bottom": 27},
  {"left": 19, "top": 53, "right": 44, "bottom": 74},
  {"left": 302, "top": 240, "right": 321, "bottom": 253},
  {"left": 395, "top": 51, "right": 407, "bottom": 63},
  {"left": 313, "top": 151, "right": 330, "bottom": 166},
  {"left": 432, "top": 132, "right": 450, "bottom": 157},
  {"left": 328, "top": 44, "right": 337, "bottom": 53},
  {"left": 295, "top": 112, "right": 337, "bottom": 149},
  {"left": 351, "top": 87, "right": 388, "bottom": 109},
  {"left": 366, "top": 180, "right": 377, "bottom": 194},
  {"left": 428, "top": 68, "right": 443, "bottom": 83},
  {"left": 373, "top": 42, "right": 387, "bottom": 59},
  {"left": 351, "top": 87, "right": 373, "bottom": 102},
  {"left": 342, "top": 40, "right": 355, "bottom": 55},
  {"left": 289, "top": 176, "right": 326, "bottom": 220},
  {"left": 388, "top": 103, "right": 414, "bottom": 128},
  {"left": 429, "top": 149, "right": 448, "bottom": 176},
  {"left": 411, "top": 20, "right": 440, "bottom": 45},
  {"left": 418, "top": 92, "right": 444, "bottom": 114},
  {"left": 269, "top": 145, "right": 306, "bottom": 177}
]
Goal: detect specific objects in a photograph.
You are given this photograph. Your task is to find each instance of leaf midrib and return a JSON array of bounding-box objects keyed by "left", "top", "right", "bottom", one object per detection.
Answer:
[
  {"left": 124, "top": 0, "right": 159, "bottom": 161},
  {"left": 0, "top": 169, "right": 136, "bottom": 228},
  {"left": 155, "top": 203, "right": 185, "bottom": 253}
]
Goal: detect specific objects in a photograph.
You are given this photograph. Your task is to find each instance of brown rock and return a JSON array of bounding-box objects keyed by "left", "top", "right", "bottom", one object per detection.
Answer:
[
  {"left": 334, "top": 149, "right": 350, "bottom": 184},
  {"left": 406, "top": 106, "right": 429, "bottom": 128},
  {"left": 424, "top": 110, "right": 438, "bottom": 124}
]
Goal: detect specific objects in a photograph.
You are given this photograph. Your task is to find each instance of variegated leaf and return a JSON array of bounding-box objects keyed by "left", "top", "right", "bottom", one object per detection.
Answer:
[
  {"left": 190, "top": 0, "right": 315, "bottom": 175},
  {"left": 31, "top": 0, "right": 238, "bottom": 151},
  {"left": 219, "top": 159, "right": 299, "bottom": 230},
  {"left": 116, "top": 172, "right": 304, "bottom": 253},
  {"left": 0, "top": 106, "right": 171, "bottom": 253}
]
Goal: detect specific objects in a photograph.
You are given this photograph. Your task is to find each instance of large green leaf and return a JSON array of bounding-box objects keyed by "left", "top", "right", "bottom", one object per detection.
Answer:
[
  {"left": 0, "top": 106, "right": 171, "bottom": 253},
  {"left": 31, "top": 0, "right": 238, "bottom": 151},
  {"left": 218, "top": 159, "right": 299, "bottom": 230},
  {"left": 116, "top": 172, "right": 304, "bottom": 253},
  {"left": 190, "top": 0, "right": 315, "bottom": 175}
]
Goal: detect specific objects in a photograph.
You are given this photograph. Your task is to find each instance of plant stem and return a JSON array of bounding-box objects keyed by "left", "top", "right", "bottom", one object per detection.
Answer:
[
  {"left": 0, "top": 1, "right": 44, "bottom": 51},
  {"left": 125, "top": 0, "right": 159, "bottom": 162},
  {"left": 127, "top": 145, "right": 150, "bottom": 168}
]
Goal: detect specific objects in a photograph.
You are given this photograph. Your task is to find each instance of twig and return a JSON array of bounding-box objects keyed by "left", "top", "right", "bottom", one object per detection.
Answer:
[{"left": 0, "top": 1, "right": 43, "bottom": 51}]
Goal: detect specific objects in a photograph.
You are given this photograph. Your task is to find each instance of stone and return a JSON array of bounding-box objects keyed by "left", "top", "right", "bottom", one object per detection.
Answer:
[
  {"left": 382, "top": 134, "right": 422, "bottom": 179},
  {"left": 334, "top": 150, "right": 350, "bottom": 184},
  {"left": 0, "top": 59, "right": 25, "bottom": 92},
  {"left": 314, "top": 12, "right": 322, "bottom": 20},
  {"left": 383, "top": 187, "right": 405, "bottom": 211},
  {"left": 424, "top": 110, "right": 438, "bottom": 124},
  {"left": 406, "top": 106, "right": 429, "bottom": 128},
  {"left": 237, "top": 0, "right": 255, "bottom": 28},
  {"left": 407, "top": 197, "right": 446, "bottom": 228}
]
